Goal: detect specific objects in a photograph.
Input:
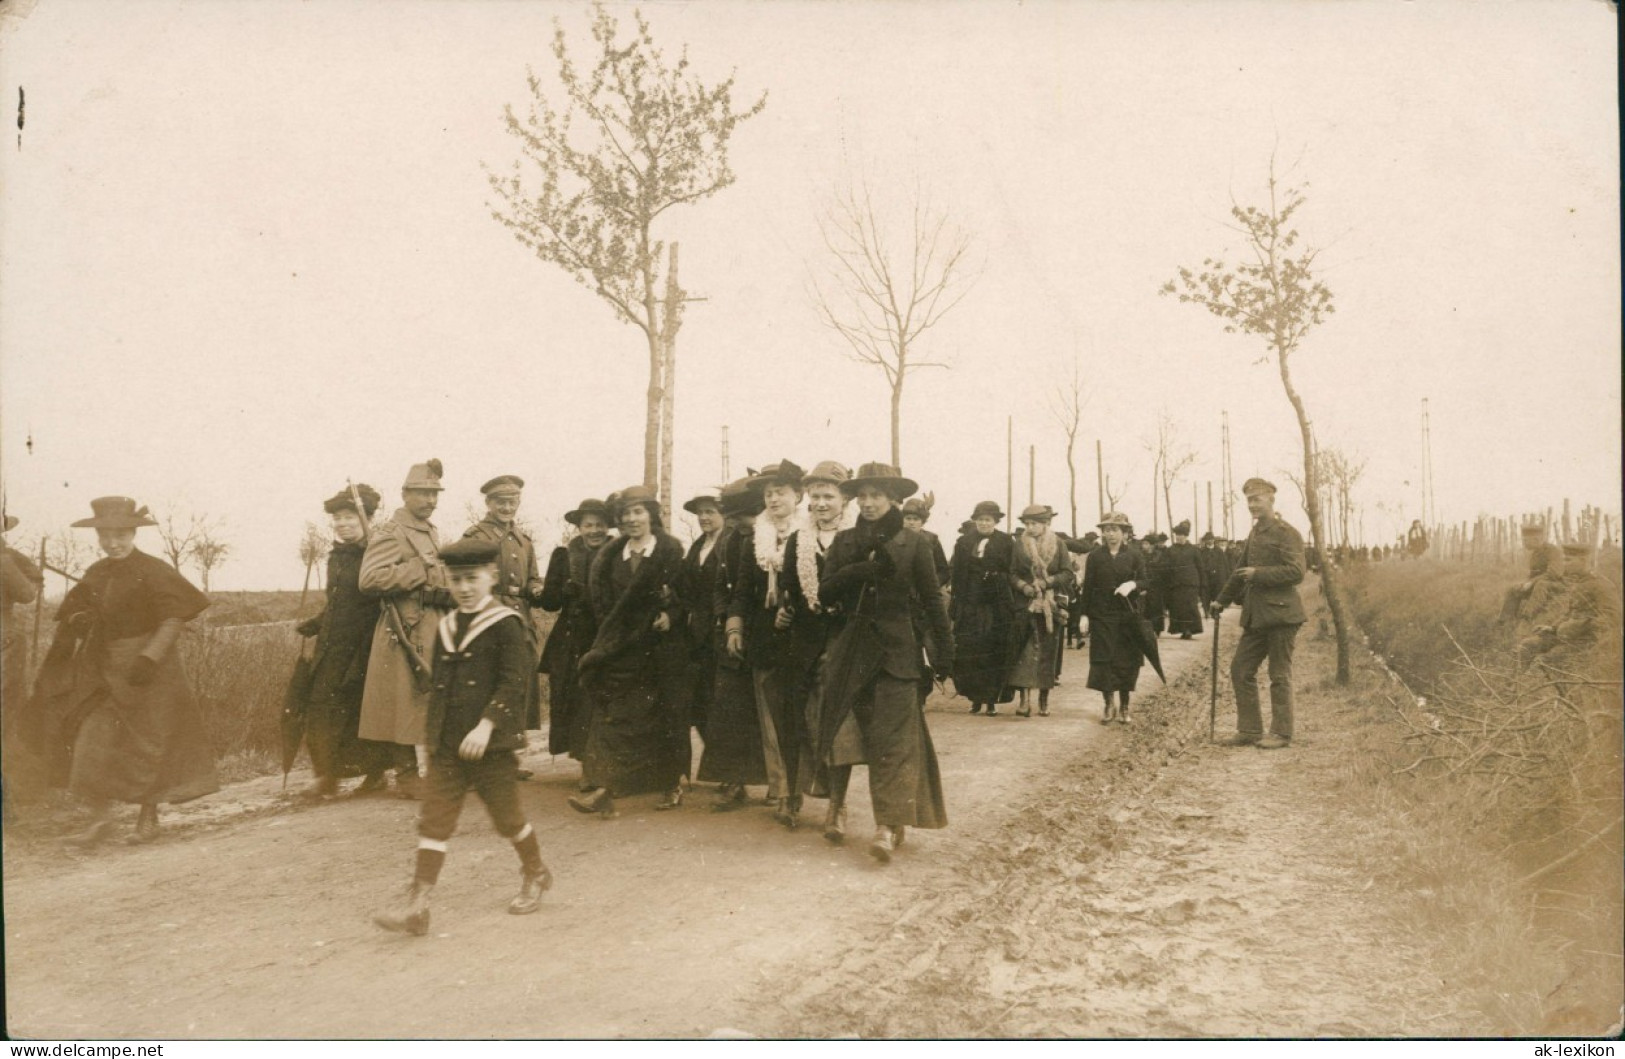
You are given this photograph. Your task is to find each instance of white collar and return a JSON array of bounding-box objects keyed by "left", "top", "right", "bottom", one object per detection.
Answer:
[
  {"left": 623, "top": 534, "right": 656, "bottom": 559},
  {"left": 438, "top": 598, "right": 520, "bottom": 652}
]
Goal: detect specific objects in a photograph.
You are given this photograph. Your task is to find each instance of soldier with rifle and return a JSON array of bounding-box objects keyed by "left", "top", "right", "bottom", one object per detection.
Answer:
[{"left": 358, "top": 460, "right": 451, "bottom": 799}]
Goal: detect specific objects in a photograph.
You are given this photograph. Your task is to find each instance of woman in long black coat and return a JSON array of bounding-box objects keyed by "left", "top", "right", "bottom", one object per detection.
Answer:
[
  {"left": 570, "top": 486, "right": 688, "bottom": 816},
  {"left": 674, "top": 490, "right": 726, "bottom": 801},
  {"left": 949, "top": 500, "right": 1016, "bottom": 716},
  {"left": 695, "top": 478, "right": 769, "bottom": 808},
  {"left": 25, "top": 497, "right": 218, "bottom": 845},
  {"left": 1081, "top": 512, "right": 1148, "bottom": 725},
  {"left": 817, "top": 463, "right": 954, "bottom": 864},
  {"left": 293, "top": 485, "right": 393, "bottom": 798},
  {"left": 538, "top": 498, "right": 613, "bottom": 763}
]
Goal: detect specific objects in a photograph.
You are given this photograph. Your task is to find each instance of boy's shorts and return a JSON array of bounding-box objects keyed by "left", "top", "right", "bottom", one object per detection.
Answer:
[{"left": 418, "top": 749, "right": 526, "bottom": 842}]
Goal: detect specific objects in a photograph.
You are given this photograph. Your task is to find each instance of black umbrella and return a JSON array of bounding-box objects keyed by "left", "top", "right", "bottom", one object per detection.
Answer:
[
  {"left": 280, "top": 648, "right": 315, "bottom": 786},
  {"left": 1131, "top": 599, "right": 1167, "bottom": 684}
]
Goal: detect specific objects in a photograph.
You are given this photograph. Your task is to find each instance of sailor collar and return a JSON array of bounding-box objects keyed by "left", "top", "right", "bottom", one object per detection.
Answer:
[{"left": 438, "top": 599, "right": 520, "bottom": 653}]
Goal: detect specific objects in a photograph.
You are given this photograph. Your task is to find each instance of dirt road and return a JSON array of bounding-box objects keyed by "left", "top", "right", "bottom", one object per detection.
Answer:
[{"left": 4, "top": 614, "right": 1482, "bottom": 1038}]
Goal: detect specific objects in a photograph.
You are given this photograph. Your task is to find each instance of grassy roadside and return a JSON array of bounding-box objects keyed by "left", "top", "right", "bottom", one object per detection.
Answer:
[{"left": 772, "top": 580, "right": 1619, "bottom": 1037}]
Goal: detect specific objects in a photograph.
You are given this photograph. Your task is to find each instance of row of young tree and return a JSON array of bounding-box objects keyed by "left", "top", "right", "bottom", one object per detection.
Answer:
[{"left": 483, "top": 5, "right": 1357, "bottom": 682}]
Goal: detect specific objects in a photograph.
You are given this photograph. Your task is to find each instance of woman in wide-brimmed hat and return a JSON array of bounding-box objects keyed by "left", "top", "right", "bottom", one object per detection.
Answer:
[
  {"left": 949, "top": 500, "right": 1017, "bottom": 717},
  {"left": 1005, "top": 504, "right": 1074, "bottom": 717},
  {"left": 726, "top": 459, "right": 809, "bottom": 828},
  {"left": 1080, "top": 511, "right": 1148, "bottom": 724},
  {"left": 816, "top": 462, "right": 952, "bottom": 863},
  {"left": 23, "top": 497, "right": 218, "bottom": 845},
  {"left": 778, "top": 459, "right": 856, "bottom": 838},
  {"left": 570, "top": 486, "right": 688, "bottom": 816},
  {"left": 695, "top": 476, "right": 769, "bottom": 808},
  {"left": 291, "top": 484, "right": 394, "bottom": 799},
  {"left": 537, "top": 498, "right": 615, "bottom": 764}
]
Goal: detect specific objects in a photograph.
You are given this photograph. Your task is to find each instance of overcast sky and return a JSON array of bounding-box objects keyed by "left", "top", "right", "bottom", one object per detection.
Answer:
[{"left": 2, "top": 0, "right": 1618, "bottom": 590}]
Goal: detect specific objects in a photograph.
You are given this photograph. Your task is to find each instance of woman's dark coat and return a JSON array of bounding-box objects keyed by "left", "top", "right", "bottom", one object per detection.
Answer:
[
  {"left": 696, "top": 527, "right": 768, "bottom": 786},
  {"left": 576, "top": 531, "right": 689, "bottom": 796},
  {"left": 538, "top": 535, "right": 605, "bottom": 758},
  {"left": 25, "top": 548, "right": 219, "bottom": 805},
  {"left": 948, "top": 529, "right": 1017, "bottom": 704},
  {"left": 1081, "top": 543, "right": 1148, "bottom": 694},
  {"left": 817, "top": 507, "right": 953, "bottom": 829},
  {"left": 1162, "top": 541, "right": 1206, "bottom": 635},
  {"left": 295, "top": 540, "right": 391, "bottom": 779},
  {"left": 678, "top": 532, "right": 724, "bottom": 731}
]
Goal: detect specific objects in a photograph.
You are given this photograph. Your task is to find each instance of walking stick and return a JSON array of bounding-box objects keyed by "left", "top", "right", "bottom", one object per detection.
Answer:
[{"left": 1209, "top": 610, "right": 1221, "bottom": 742}]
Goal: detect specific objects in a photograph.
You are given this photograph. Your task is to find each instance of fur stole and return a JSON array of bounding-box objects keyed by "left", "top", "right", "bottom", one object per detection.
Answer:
[
  {"left": 793, "top": 507, "right": 857, "bottom": 614},
  {"left": 753, "top": 511, "right": 800, "bottom": 607}
]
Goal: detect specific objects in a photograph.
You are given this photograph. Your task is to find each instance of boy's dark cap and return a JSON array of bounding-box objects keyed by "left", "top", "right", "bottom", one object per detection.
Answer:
[{"left": 440, "top": 538, "right": 501, "bottom": 568}]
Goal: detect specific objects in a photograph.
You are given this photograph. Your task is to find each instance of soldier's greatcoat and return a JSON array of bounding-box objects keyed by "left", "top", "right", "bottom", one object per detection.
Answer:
[{"left": 358, "top": 509, "right": 449, "bottom": 746}]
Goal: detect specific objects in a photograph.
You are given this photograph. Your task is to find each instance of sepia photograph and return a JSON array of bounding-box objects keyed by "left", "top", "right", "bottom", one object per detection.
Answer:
[{"left": 0, "top": 0, "right": 1619, "bottom": 1043}]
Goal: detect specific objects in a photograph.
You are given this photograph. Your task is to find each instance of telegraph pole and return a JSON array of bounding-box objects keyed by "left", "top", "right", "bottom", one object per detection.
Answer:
[
  {"left": 1095, "top": 439, "right": 1105, "bottom": 518},
  {"left": 720, "top": 425, "right": 730, "bottom": 482},
  {"left": 1006, "top": 416, "right": 1014, "bottom": 531},
  {"left": 1420, "top": 398, "right": 1437, "bottom": 531},
  {"left": 1221, "top": 411, "right": 1235, "bottom": 539}
]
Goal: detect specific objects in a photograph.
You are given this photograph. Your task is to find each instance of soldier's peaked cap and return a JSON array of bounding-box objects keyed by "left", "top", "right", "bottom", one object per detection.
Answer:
[
  {"left": 481, "top": 475, "right": 525, "bottom": 496},
  {"left": 440, "top": 537, "right": 501, "bottom": 568},
  {"left": 1241, "top": 477, "right": 1277, "bottom": 496}
]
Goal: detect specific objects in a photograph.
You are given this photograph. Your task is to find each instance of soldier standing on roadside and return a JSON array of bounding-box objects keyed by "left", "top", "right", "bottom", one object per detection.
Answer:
[
  {"left": 1210, "top": 478, "right": 1306, "bottom": 750},
  {"left": 359, "top": 459, "right": 453, "bottom": 798}
]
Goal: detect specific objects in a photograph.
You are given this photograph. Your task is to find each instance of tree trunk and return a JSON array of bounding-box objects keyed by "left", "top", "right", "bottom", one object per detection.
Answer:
[
  {"left": 641, "top": 236, "right": 663, "bottom": 494},
  {"left": 1276, "top": 341, "right": 1351, "bottom": 685},
  {"left": 890, "top": 377, "right": 903, "bottom": 468},
  {"left": 1066, "top": 434, "right": 1078, "bottom": 536},
  {"left": 658, "top": 244, "right": 683, "bottom": 519}
]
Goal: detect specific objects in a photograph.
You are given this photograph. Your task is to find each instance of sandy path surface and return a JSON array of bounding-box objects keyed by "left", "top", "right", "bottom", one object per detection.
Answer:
[{"left": 5, "top": 638, "right": 1201, "bottom": 1039}]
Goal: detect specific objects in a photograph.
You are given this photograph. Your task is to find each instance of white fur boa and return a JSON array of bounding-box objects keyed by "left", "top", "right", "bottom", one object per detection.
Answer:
[
  {"left": 754, "top": 510, "right": 798, "bottom": 607},
  {"left": 793, "top": 506, "right": 857, "bottom": 613}
]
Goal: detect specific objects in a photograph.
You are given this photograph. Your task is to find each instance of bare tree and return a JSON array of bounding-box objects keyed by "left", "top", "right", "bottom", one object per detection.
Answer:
[
  {"left": 1103, "top": 475, "right": 1130, "bottom": 514},
  {"left": 1162, "top": 162, "right": 1353, "bottom": 683},
  {"left": 188, "top": 529, "right": 229, "bottom": 593},
  {"left": 809, "top": 177, "right": 977, "bottom": 467},
  {"left": 1048, "top": 355, "right": 1090, "bottom": 536},
  {"left": 298, "top": 521, "right": 328, "bottom": 594},
  {"left": 42, "top": 528, "right": 93, "bottom": 582},
  {"left": 155, "top": 508, "right": 207, "bottom": 573},
  {"left": 487, "top": 2, "right": 765, "bottom": 515},
  {"left": 1143, "top": 409, "right": 1197, "bottom": 534}
]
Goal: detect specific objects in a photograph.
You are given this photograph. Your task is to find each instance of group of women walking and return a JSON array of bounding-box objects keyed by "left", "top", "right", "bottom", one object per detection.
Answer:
[{"left": 16, "top": 472, "right": 1154, "bottom": 864}]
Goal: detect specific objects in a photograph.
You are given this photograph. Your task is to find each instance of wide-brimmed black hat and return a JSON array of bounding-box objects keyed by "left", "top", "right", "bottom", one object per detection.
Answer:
[
  {"left": 747, "top": 460, "right": 805, "bottom": 493},
  {"left": 838, "top": 462, "right": 918, "bottom": 500},
  {"left": 971, "top": 500, "right": 1003, "bottom": 522},
  {"left": 564, "top": 498, "right": 611, "bottom": 526},
  {"left": 718, "top": 477, "right": 765, "bottom": 518},
  {"left": 71, "top": 496, "right": 158, "bottom": 530},
  {"left": 682, "top": 491, "right": 724, "bottom": 515},
  {"left": 324, "top": 483, "right": 381, "bottom": 517}
]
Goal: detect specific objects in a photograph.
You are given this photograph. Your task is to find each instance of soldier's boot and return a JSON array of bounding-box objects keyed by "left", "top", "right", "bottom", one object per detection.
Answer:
[
  {"left": 508, "top": 825, "right": 552, "bottom": 916},
  {"left": 373, "top": 882, "right": 433, "bottom": 936}
]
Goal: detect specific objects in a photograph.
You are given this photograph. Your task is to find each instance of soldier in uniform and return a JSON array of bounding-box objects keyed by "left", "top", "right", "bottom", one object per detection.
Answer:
[
  {"left": 1210, "top": 478, "right": 1306, "bottom": 750},
  {"left": 1525, "top": 543, "right": 1621, "bottom": 671},
  {"left": 359, "top": 459, "right": 453, "bottom": 798},
  {"left": 1163, "top": 521, "right": 1206, "bottom": 639},
  {"left": 463, "top": 475, "right": 546, "bottom": 772},
  {"left": 1500, "top": 522, "right": 1565, "bottom": 634}
]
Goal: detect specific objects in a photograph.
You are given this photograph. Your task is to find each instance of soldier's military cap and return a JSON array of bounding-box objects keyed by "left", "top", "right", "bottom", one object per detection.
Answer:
[
  {"left": 403, "top": 459, "right": 445, "bottom": 492},
  {"left": 440, "top": 537, "right": 502, "bottom": 568},
  {"left": 481, "top": 475, "right": 525, "bottom": 497},
  {"left": 1241, "top": 477, "right": 1277, "bottom": 497}
]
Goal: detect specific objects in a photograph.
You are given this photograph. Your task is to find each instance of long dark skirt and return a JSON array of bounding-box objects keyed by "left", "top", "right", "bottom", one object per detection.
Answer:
[
  {"left": 1086, "top": 615, "right": 1144, "bottom": 694},
  {"left": 32, "top": 636, "right": 219, "bottom": 805},
  {"left": 543, "top": 647, "right": 591, "bottom": 759},
  {"left": 1166, "top": 585, "right": 1204, "bottom": 636},
  {"left": 697, "top": 659, "right": 768, "bottom": 786},
  {"left": 1006, "top": 614, "right": 1062, "bottom": 691},
  {"left": 581, "top": 668, "right": 678, "bottom": 797},
  {"left": 307, "top": 694, "right": 393, "bottom": 781},
  {"left": 853, "top": 675, "right": 947, "bottom": 829},
  {"left": 952, "top": 602, "right": 1013, "bottom": 704}
]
